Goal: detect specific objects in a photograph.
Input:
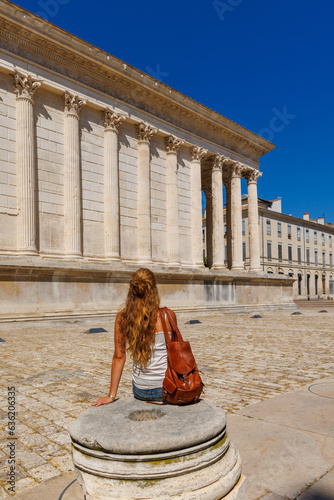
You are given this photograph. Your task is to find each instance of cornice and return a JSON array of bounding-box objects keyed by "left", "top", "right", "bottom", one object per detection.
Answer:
[
  {"left": 256, "top": 208, "right": 334, "bottom": 234},
  {"left": 0, "top": 1, "right": 275, "bottom": 163}
]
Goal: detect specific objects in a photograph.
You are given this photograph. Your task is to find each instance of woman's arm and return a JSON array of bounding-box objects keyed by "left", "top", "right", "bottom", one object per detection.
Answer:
[{"left": 89, "top": 312, "right": 126, "bottom": 407}]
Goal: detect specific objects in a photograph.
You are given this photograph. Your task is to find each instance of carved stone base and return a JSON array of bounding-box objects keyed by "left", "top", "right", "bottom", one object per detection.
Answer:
[{"left": 69, "top": 398, "right": 246, "bottom": 500}]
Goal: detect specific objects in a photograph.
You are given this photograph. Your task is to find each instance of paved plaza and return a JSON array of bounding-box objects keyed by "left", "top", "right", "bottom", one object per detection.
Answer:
[{"left": 0, "top": 302, "right": 333, "bottom": 498}]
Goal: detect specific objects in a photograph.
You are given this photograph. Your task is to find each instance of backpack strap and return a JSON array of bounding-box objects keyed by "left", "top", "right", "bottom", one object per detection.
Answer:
[
  {"left": 163, "top": 307, "right": 183, "bottom": 342},
  {"left": 160, "top": 308, "right": 171, "bottom": 345}
]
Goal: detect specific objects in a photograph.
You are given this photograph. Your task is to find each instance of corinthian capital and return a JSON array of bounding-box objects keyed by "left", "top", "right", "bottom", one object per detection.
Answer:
[
  {"left": 103, "top": 109, "right": 126, "bottom": 132},
  {"left": 64, "top": 91, "right": 86, "bottom": 117},
  {"left": 244, "top": 168, "right": 262, "bottom": 184},
  {"left": 136, "top": 122, "right": 157, "bottom": 143},
  {"left": 191, "top": 146, "right": 207, "bottom": 162},
  {"left": 212, "top": 154, "right": 225, "bottom": 172},
  {"left": 203, "top": 185, "right": 212, "bottom": 198},
  {"left": 230, "top": 161, "right": 243, "bottom": 177},
  {"left": 165, "top": 135, "right": 184, "bottom": 154},
  {"left": 13, "top": 73, "right": 41, "bottom": 102}
]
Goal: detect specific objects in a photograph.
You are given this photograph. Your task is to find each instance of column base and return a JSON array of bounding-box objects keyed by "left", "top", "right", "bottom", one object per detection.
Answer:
[
  {"left": 211, "top": 263, "right": 227, "bottom": 270},
  {"left": 137, "top": 259, "right": 152, "bottom": 265},
  {"left": 105, "top": 254, "right": 121, "bottom": 261},
  {"left": 64, "top": 252, "right": 83, "bottom": 259},
  {"left": 231, "top": 265, "right": 245, "bottom": 271},
  {"left": 167, "top": 261, "right": 181, "bottom": 268},
  {"left": 17, "top": 249, "right": 38, "bottom": 256},
  {"left": 249, "top": 267, "right": 262, "bottom": 273}
]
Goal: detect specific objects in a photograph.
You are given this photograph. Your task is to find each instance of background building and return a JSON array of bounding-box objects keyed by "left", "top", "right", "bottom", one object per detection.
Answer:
[{"left": 204, "top": 198, "right": 334, "bottom": 298}]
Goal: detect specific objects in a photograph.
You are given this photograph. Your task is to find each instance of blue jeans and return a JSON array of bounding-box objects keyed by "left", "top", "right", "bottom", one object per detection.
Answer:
[{"left": 132, "top": 382, "right": 163, "bottom": 402}]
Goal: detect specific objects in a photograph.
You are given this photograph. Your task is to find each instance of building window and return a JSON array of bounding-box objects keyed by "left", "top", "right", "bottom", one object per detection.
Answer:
[
  {"left": 298, "top": 246, "right": 302, "bottom": 265},
  {"left": 322, "top": 251, "right": 326, "bottom": 267},
  {"left": 306, "top": 229, "right": 309, "bottom": 243},
  {"left": 242, "top": 219, "right": 245, "bottom": 235},
  {"left": 329, "top": 278, "right": 334, "bottom": 295},
  {"left": 298, "top": 274, "right": 302, "bottom": 295},
  {"left": 287, "top": 224, "right": 292, "bottom": 239},
  {"left": 202, "top": 229, "right": 205, "bottom": 241},
  {"left": 315, "top": 249, "right": 318, "bottom": 266},
  {"left": 267, "top": 241, "right": 272, "bottom": 261},
  {"left": 266, "top": 219, "right": 271, "bottom": 235},
  {"left": 322, "top": 233, "right": 325, "bottom": 245},
  {"left": 297, "top": 227, "right": 301, "bottom": 241},
  {"left": 288, "top": 245, "right": 292, "bottom": 263},
  {"left": 225, "top": 245, "right": 227, "bottom": 262},
  {"left": 330, "top": 252, "right": 333, "bottom": 268},
  {"left": 277, "top": 222, "right": 282, "bottom": 237},
  {"left": 278, "top": 243, "right": 282, "bottom": 262},
  {"left": 242, "top": 241, "right": 246, "bottom": 261},
  {"left": 314, "top": 231, "right": 317, "bottom": 244},
  {"left": 306, "top": 248, "right": 310, "bottom": 265},
  {"left": 329, "top": 235, "right": 332, "bottom": 247},
  {"left": 224, "top": 224, "right": 227, "bottom": 235}
]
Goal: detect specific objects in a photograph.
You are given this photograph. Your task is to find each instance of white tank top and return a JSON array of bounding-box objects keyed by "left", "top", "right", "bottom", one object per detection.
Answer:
[{"left": 132, "top": 330, "right": 171, "bottom": 389}]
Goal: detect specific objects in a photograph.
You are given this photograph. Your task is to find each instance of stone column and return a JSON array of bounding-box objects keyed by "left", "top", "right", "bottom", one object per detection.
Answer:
[
  {"left": 136, "top": 123, "right": 157, "bottom": 263},
  {"left": 103, "top": 110, "right": 126, "bottom": 260},
  {"left": 204, "top": 186, "right": 213, "bottom": 268},
  {"left": 230, "top": 162, "right": 244, "bottom": 270},
  {"left": 211, "top": 154, "right": 225, "bottom": 268},
  {"left": 64, "top": 91, "right": 86, "bottom": 258},
  {"left": 246, "top": 169, "right": 262, "bottom": 272},
  {"left": 165, "top": 135, "right": 184, "bottom": 265},
  {"left": 190, "top": 147, "right": 207, "bottom": 267},
  {"left": 224, "top": 177, "right": 232, "bottom": 269},
  {"left": 13, "top": 73, "right": 41, "bottom": 255}
]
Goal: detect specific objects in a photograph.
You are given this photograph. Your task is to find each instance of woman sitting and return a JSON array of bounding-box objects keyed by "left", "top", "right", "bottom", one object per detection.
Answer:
[{"left": 89, "top": 268, "right": 176, "bottom": 406}]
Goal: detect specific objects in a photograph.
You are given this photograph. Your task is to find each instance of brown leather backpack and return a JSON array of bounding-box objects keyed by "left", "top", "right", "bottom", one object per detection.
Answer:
[{"left": 160, "top": 307, "right": 204, "bottom": 405}]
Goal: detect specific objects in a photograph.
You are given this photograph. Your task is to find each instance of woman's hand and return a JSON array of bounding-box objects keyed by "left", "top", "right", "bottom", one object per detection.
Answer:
[{"left": 89, "top": 396, "right": 115, "bottom": 407}]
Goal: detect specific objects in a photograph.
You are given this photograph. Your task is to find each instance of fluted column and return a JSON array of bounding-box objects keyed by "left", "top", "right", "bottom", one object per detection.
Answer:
[
  {"left": 204, "top": 186, "right": 213, "bottom": 268},
  {"left": 246, "top": 169, "right": 262, "bottom": 272},
  {"left": 190, "top": 147, "right": 207, "bottom": 267},
  {"left": 165, "top": 135, "right": 184, "bottom": 265},
  {"left": 224, "top": 177, "right": 232, "bottom": 269},
  {"left": 64, "top": 91, "right": 86, "bottom": 258},
  {"left": 211, "top": 154, "right": 225, "bottom": 268},
  {"left": 136, "top": 123, "right": 157, "bottom": 263},
  {"left": 230, "top": 162, "right": 243, "bottom": 270},
  {"left": 103, "top": 110, "right": 126, "bottom": 260},
  {"left": 14, "top": 73, "right": 41, "bottom": 254}
]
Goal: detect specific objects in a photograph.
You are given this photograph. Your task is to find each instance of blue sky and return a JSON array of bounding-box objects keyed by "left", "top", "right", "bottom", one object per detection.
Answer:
[{"left": 14, "top": 0, "right": 334, "bottom": 222}]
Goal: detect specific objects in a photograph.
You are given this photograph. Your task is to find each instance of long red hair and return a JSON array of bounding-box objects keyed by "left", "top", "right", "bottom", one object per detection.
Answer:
[{"left": 119, "top": 268, "right": 160, "bottom": 367}]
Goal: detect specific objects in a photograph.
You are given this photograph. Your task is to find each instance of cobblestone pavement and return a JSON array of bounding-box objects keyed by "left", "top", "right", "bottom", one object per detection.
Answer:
[{"left": 0, "top": 305, "right": 333, "bottom": 497}]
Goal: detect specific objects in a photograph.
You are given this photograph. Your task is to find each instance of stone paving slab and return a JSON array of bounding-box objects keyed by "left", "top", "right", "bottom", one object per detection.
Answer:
[
  {"left": 14, "top": 472, "right": 82, "bottom": 500},
  {"left": 238, "top": 381, "right": 334, "bottom": 437},
  {"left": 0, "top": 306, "right": 333, "bottom": 497},
  {"left": 227, "top": 377, "right": 334, "bottom": 499},
  {"left": 296, "top": 469, "right": 334, "bottom": 499}
]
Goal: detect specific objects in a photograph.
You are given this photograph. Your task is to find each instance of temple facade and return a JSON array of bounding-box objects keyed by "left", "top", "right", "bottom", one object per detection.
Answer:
[{"left": 0, "top": 1, "right": 295, "bottom": 320}]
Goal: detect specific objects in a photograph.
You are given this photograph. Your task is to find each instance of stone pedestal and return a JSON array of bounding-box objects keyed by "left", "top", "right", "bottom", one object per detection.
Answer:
[{"left": 69, "top": 398, "right": 246, "bottom": 500}]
